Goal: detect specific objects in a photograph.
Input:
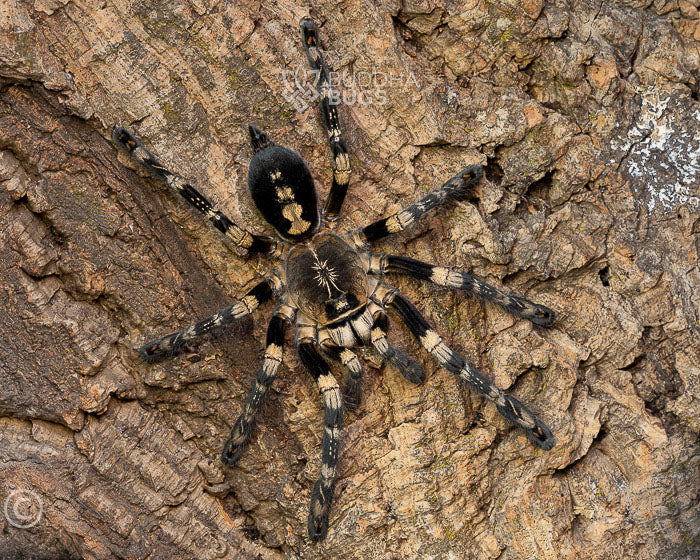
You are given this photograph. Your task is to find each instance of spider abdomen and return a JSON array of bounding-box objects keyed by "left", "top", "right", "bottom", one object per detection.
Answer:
[
  {"left": 285, "top": 232, "right": 367, "bottom": 326},
  {"left": 248, "top": 145, "right": 319, "bottom": 241}
]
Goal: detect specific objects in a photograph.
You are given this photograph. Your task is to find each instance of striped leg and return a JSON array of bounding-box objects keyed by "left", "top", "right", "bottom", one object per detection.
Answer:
[
  {"left": 321, "top": 343, "right": 364, "bottom": 410},
  {"left": 358, "top": 165, "right": 483, "bottom": 244},
  {"left": 301, "top": 19, "right": 351, "bottom": 221},
  {"left": 371, "top": 255, "right": 555, "bottom": 327},
  {"left": 137, "top": 278, "right": 277, "bottom": 362},
  {"left": 221, "top": 306, "right": 293, "bottom": 466},
  {"left": 370, "top": 312, "right": 425, "bottom": 383},
  {"left": 112, "top": 126, "right": 275, "bottom": 256},
  {"left": 387, "top": 290, "right": 556, "bottom": 450},
  {"left": 297, "top": 328, "right": 343, "bottom": 542}
]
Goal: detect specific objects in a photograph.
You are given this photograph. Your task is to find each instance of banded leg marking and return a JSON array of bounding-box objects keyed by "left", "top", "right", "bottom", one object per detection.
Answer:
[
  {"left": 137, "top": 278, "right": 276, "bottom": 361},
  {"left": 301, "top": 19, "right": 351, "bottom": 220},
  {"left": 113, "top": 126, "right": 275, "bottom": 256},
  {"left": 388, "top": 291, "right": 555, "bottom": 450},
  {"left": 298, "top": 341, "right": 343, "bottom": 542},
  {"left": 376, "top": 255, "right": 555, "bottom": 327},
  {"left": 370, "top": 312, "right": 425, "bottom": 383},
  {"left": 359, "top": 165, "right": 483, "bottom": 244},
  {"left": 221, "top": 311, "right": 289, "bottom": 466},
  {"left": 323, "top": 344, "right": 364, "bottom": 410}
]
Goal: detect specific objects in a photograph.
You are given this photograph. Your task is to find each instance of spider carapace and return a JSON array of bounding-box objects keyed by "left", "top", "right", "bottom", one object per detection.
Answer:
[{"left": 113, "top": 18, "right": 557, "bottom": 543}]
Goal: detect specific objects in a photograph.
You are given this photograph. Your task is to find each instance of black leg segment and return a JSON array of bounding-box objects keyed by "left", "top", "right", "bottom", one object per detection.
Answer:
[
  {"left": 137, "top": 278, "right": 276, "bottom": 362},
  {"left": 221, "top": 311, "right": 288, "bottom": 466},
  {"left": 301, "top": 19, "right": 351, "bottom": 221},
  {"left": 378, "top": 255, "right": 555, "bottom": 327},
  {"left": 113, "top": 126, "right": 275, "bottom": 256},
  {"left": 388, "top": 291, "right": 555, "bottom": 450},
  {"left": 360, "top": 165, "right": 483, "bottom": 244},
  {"left": 298, "top": 341, "right": 343, "bottom": 542}
]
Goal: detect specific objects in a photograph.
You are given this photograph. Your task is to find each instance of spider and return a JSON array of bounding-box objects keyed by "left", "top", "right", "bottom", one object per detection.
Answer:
[{"left": 112, "top": 18, "right": 557, "bottom": 543}]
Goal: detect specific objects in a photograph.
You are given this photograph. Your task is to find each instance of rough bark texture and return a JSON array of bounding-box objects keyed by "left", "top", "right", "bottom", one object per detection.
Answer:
[{"left": 1, "top": 1, "right": 698, "bottom": 559}]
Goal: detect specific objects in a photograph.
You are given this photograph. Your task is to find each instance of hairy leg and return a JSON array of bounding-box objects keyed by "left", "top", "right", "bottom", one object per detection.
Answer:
[
  {"left": 356, "top": 165, "right": 483, "bottom": 245},
  {"left": 138, "top": 278, "right": 278, "bottom": 361},
  {"left": 301, "top": 19, "right": 351, "bottom": 221},
  {"left": 296, "top": 314, "right": 343, "bottom": 541},
  {"left": 386, "top": 288, "right": 555, "bottom": 449},
  {"left": 369, "top": 254, "right": 555, "bottom": 327},
  {"left": 113, "top": 126, "right": 275, "bottom": 256},
  {"left": 221, "top": 303, "right": 295, "bottom": 465}
]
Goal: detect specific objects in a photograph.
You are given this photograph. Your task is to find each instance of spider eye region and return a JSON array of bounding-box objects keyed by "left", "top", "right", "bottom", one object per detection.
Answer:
[
  {"left": 286, "top": 233, "right": 367, "bottom": 325},
  {"left": 248, "top": 145, "right": 319, "bottom": 241}
]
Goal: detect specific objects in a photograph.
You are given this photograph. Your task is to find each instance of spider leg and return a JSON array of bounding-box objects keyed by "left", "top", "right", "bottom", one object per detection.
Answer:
[
  {"left": 354, "top": 165, "right": 483, "bottom": 245},
  {"left": 112, "top": 126, "right": 275, "bottom": 256},
  {"left": 221, "top": 302, "right": 295, "bottom": 465},
  {"left": 318, "top": 342, "right": 364, "bottom": 410},
  {"left": 382, "top": 284, "right": 555, "bottom": 450},
  {"left": 138, "top": 277, "right": 279, "bottom": 362},
  {"left": 368, "top": 254, "right": 555, "bottom": 327},
  {"left": 297, "top": 315, "right": 343, "bottom": 542},
  {"left": 369, "top": 310, "right": 425, "bottom": 383},
  {"left": 300, "top": 19, "right": 351, "bottom": 222}
]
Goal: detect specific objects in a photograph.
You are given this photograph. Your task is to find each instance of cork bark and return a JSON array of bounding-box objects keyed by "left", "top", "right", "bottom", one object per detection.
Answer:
[{"left": 1, "top": 1, "right": 698, "bottom": 559}]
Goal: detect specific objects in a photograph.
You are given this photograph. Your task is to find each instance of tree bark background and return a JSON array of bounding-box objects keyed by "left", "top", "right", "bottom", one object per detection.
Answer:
[{"left": 0, "top": 1, "right": 698, "bottom": 559}]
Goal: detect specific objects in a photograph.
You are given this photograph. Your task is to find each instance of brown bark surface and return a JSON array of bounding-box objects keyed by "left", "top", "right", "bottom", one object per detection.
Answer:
[{"left": 0, "top": 1, "right": 698, "bottom": 559}]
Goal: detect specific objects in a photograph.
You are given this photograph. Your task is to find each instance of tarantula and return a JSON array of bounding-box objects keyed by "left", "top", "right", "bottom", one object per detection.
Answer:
[{"left": 112, "top": 18, "right": 556, "bottom": 542}]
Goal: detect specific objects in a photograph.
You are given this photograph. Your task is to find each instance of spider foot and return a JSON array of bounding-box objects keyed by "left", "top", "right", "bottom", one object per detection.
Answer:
[
  {"left": 524, "top": 416, "right": 556, "bottom": 450},
  {"left": 492, "top": 391, "right": 557, "bottom": 450},
  {"left": 112, "top": 125, "right": 170, "bottom": 178},
  {"left": 498, "top": 294, "right": 555, "bottom": 327},
  {"left": 137, "top": 334, "right": 185, "bottom": 362},
  {"left": 220, "top": 442, "right": 246, "bottom": 467},
  {"left": 300, "top": 18, "right": 318, "bottom": 47},
  {"left": 469, "top": 278, "right": 556, "bottom": 327},
  {"left": 528, "top": 304, "right": 555, "bottom": 327},
  {"left": 112, "top": 125, "right": 139, "bottom": 153},
  {"left": 308, "top": 480, "right": 333, "bottom": 542},
  {"left": 448, "top": 164, "right": 484, "bottom": 200},
  {"left": 221, "top": 423, "right": 253, "bottom": 466}
]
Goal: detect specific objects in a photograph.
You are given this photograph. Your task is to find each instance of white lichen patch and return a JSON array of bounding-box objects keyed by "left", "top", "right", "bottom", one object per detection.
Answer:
[{"left": 611, "top": 89, "right": 699, "bottom": 213}]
